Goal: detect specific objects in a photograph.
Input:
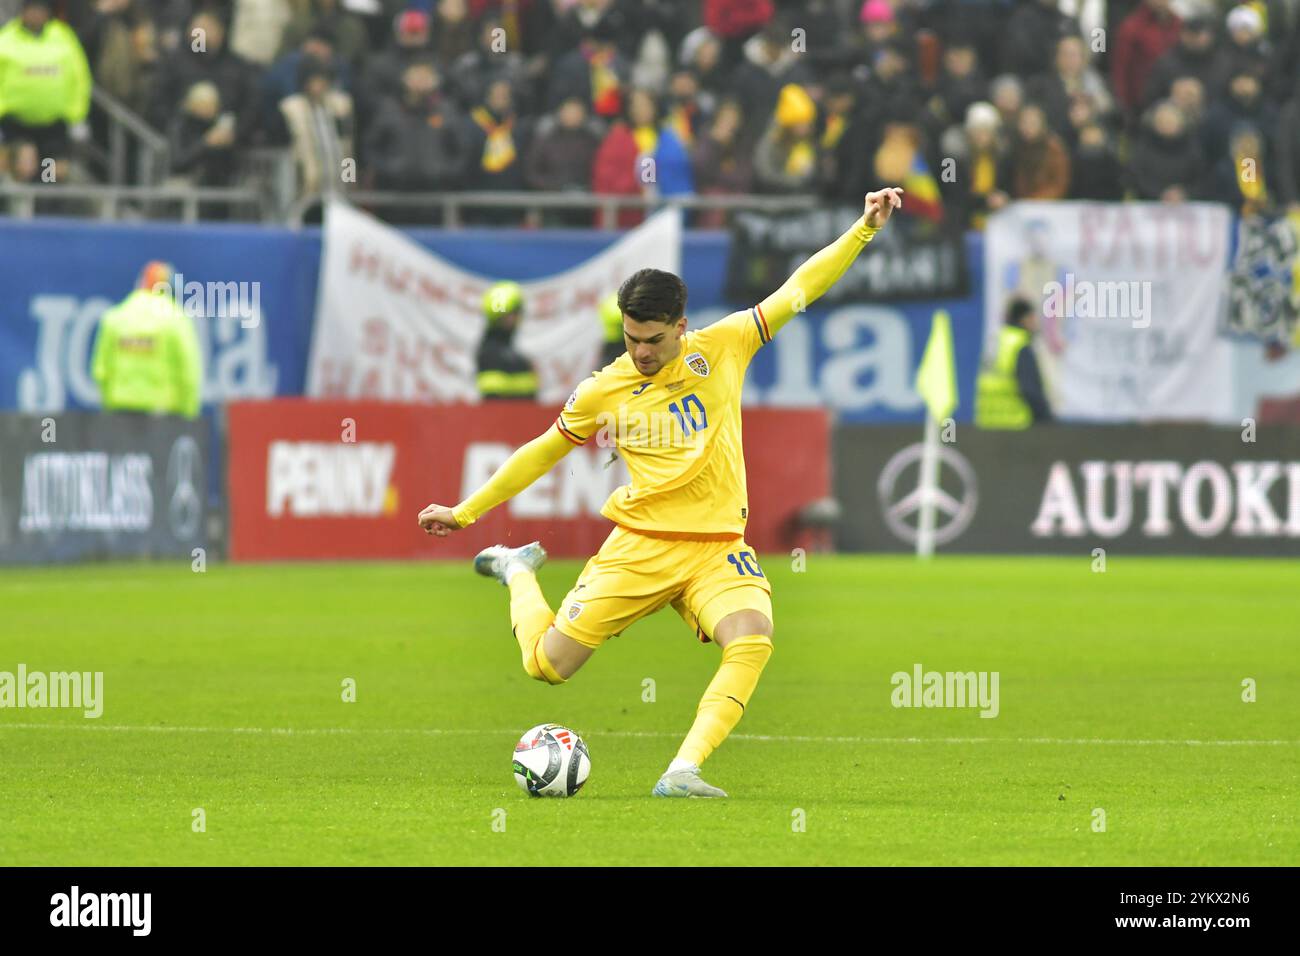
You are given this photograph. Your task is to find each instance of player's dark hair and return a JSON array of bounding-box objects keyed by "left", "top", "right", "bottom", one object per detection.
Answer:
[
  {"left": 1006, "top": 297, "right": 1034, "bottom": 328},
  {"left": 618, "top": 269, "right": 687, "bottom": 324}
]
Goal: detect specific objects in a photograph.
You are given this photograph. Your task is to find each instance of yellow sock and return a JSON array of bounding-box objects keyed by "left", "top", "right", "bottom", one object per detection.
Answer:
[
  {"left": 676, "top": 633, "right": 773, "bottom": 767},
  {"left": 508, "top": 570, "right": 565, "bottom": 684}
]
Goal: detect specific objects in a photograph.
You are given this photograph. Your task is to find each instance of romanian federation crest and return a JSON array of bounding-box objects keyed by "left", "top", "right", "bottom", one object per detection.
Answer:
[
  {"left": 685, "top": 352, "right": 710, "bottom": 377},
  {"left": 567, "top": 602, "right": 584, "bottom": 621}
]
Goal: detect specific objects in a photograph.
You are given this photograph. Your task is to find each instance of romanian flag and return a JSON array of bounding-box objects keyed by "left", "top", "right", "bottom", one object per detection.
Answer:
[{"left": 902, "top": 150, "right": 944, "bottom": 224}]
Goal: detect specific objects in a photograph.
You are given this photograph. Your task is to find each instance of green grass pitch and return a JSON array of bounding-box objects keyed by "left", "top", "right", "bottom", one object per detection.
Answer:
[{"left": 1, "top": 554, "right": 1296, "bottom": 866}]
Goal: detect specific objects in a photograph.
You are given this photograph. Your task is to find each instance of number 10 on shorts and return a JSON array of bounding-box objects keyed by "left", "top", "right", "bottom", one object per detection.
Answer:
[{"left": 726, "top": 551, "right": 764, "bottom": 577}]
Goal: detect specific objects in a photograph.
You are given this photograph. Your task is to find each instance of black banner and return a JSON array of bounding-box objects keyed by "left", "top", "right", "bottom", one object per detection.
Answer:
[
  {"left": 0, "top": 412, "right": 208, "bottom": 564},
  {"left": 834, "top": 424, "right": 1300, "bottom": 556},
  {"left": 725, "top": 206, "right": 968, "bottom": 303}
]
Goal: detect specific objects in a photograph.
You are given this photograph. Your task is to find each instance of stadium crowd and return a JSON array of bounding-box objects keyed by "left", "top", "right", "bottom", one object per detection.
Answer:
[{"left": 2, "top": 0, "right": 1300, "bottom": 226}]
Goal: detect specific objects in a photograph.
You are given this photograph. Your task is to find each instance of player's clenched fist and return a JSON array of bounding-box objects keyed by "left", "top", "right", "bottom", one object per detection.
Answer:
[
  {"left": 418, "top": 503, "right": 461, "bottom": 536},
  {"left": 864, "top": 187, "right": 904, "bottom": 228}
]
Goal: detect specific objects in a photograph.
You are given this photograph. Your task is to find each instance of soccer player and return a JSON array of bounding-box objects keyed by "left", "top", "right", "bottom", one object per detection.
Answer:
[{"left": 418, "top": 187, "right": 903, "bottom": 797}]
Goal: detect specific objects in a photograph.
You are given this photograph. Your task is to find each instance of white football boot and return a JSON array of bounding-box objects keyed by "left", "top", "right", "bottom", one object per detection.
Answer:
[
  {"left": 473, "top": 541, "right": 547, "bottom": 586},
  {"left": 651, "top": 764, "right": 728, "bottom": 798}
]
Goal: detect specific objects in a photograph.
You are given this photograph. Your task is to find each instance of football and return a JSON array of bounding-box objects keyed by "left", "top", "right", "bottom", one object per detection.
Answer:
[{"left": 512, "top": 723, "right": 591, "bottom": 797}]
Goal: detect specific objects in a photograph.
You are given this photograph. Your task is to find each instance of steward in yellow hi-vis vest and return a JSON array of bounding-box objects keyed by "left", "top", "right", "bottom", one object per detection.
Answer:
[
  {"left": 475, "top": 280, "right": 538, "bottom": 400},
  {"left": 91, "top": 261, "right": 203, "bottom": 419},
  {"left": 418, "top": 189, "right": 905, "bottom": 800},
  {"left": 975, "top": 298, "right": 1053, "bottom": 429}
]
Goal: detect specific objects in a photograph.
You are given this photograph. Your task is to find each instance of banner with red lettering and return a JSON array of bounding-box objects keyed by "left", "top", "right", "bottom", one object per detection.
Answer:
[
  {"left": 226, "top": 399, "right": 829, "bottom": 561},
  {"left": 305, "top": 200, "right": 681, "bottom": 405},
  {"left": 984, "top": 202, "right": 1234, "bottom": 423}
]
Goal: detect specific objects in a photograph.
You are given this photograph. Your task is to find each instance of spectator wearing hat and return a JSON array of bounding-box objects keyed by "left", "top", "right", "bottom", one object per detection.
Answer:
[
  {"left": 1221, "top": 5, "right": 1271, "bottom": 87},
  {"left": 1128, "top": 100, "right": 1205, "bottom": 202},
  {"left": 1007, "top": 102, "right": 1071, "bottom": 199},
  {"left": 279, "top": 54, "right": 353, "bottom": 199},
  {"left": 945, "top": 101, "right": 1011, "bottom": 230},
  {"left": 1112, "top": 0, "right": 1182, "bottom": 121},
  {"left": 356, "top": 7, "right": 434, "bottom": 134},
  {"left": 753, "top": 82, "right": 819, "bottom": 193},
  {"left": 1143, "top": 13, "right": 1226, "bottom": 107},
  {"left": 477, "top": 281, "right": 537, "bottom": 401},
  {"left": 0, "top": 0, "right": 92, "bottom": 177},
  {"left": 262, "top": 27, "right": 352, "bottom": 143},
  {"left": 679, "top": 26, "right": 727, "bottom": 116}
]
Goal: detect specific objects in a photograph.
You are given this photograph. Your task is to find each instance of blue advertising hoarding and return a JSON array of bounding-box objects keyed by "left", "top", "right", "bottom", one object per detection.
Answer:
[{"left": 0, "top": 216, "right": 985, "bottom": 423}]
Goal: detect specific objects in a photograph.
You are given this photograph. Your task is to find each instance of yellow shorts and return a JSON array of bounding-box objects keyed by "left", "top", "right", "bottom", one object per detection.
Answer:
[{"left": 553, "top": 525, "right": 774, "bottom": 649}]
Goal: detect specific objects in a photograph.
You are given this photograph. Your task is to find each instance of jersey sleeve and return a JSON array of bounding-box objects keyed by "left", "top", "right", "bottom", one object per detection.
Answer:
[
  {"left": 694, "top": 308, "right": 772, "bottom": 364},
  {"left": 555, "top": 374, "right": 604, "bottom": 445}
]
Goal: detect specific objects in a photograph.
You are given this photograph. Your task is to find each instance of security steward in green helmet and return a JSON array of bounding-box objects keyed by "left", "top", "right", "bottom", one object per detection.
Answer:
[
  {"left": 476, "top": 281, "right": 538, "bottom": 400},
  {"left": 598, "top": 292, "right": 625, "bottom": 368}
]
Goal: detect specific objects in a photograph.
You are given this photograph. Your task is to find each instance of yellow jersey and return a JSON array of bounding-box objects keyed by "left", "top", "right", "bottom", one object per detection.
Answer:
[{"left": 555, "top": 306, "right": 774, "bottom": 537}]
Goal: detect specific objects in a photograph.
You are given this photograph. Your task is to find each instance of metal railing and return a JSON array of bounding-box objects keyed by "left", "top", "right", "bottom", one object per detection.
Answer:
[
  {"left": 0, "top": 182, "right": 821, "bottom": 228},
  {"left": 287, "top": 190, "right": 822, "bottom": 229},
  {"left": 0, "top": 183, "right": 263, "bottom": 222},
  {"left": 86, "top": 86, "right": 169, "bottom": 186}
]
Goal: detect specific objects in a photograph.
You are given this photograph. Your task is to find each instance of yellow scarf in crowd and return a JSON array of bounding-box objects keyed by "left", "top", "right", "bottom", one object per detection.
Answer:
[{"left": 471, "top": 107, "right": 516, "bottom": 173}]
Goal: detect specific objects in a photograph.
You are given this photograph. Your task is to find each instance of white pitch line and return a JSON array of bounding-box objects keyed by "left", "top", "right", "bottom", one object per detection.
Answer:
[{"left": 0, "top": 723, "right": 1296, "bottom": 746}]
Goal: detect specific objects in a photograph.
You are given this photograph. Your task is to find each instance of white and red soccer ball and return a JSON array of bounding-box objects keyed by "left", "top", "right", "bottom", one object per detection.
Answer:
[{"left": 512, "top": 723, "right": 591, "bottom": 797}]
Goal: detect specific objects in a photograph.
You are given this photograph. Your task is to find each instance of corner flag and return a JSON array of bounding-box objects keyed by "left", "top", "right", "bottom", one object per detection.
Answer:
[
  {"left": 913, "top": 310, "right": 957, "bottom": 559},
  {"left": 914, "top": 310, "right": 957, "bottom": 422}
]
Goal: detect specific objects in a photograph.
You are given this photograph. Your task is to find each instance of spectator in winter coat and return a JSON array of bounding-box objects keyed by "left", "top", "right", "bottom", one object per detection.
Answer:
[
  {"left": 1112, "top": 0, "right": 1182, "bottom": 120},
  {"left": 1026, "top": 35, "right": 1114, "bottom": 139},
  {"left": 524, "top": 95, "right": 602, "bottom": 226},
  {"left": 1128, "top": 100, "right": 1205, "bottom": 201},
  {"left": 149, "top": 9, "right": 262, "bottom": 146},
  {"left": 726, "top": 17, "right": 812, "bottom": 148},
  {"left": 364, "top": 61, "right": 470, "bottom": 196},
  {"left": 1000, "top": 0, "right": 1076, "bottom": 78},
  {"left": 691, "top": 99, "right": 754, "bottom": 227},
  {"left": 1142, "top": 14, "right": 1225, "bottom": 107},
  {"left": 1007, "top": 103, "right": 1071, "bottom": 199},
  {"left": 753, "top": 82, "right": 819, "bottom": 193}
]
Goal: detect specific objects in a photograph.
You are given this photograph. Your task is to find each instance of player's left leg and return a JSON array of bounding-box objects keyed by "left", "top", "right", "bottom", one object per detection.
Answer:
[{"left": 654, "top": 546, "right": 774, "bottom": 798}]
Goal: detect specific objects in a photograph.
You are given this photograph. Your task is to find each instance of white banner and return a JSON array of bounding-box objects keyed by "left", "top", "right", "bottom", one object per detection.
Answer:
[
  {"left": 984, "top": 202, "right": 1234, "bottom": 423},
  {"left": 306, "top": 200, "right": 682, "bottom": 404}
]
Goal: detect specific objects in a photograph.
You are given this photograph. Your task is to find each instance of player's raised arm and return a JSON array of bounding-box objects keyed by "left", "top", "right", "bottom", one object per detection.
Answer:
[
  {"left": 417, "top": 424, "right": 576, "bottom": 537},
  {"left": 755, "top": 187, "right": 903, "bottom": 337}
]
